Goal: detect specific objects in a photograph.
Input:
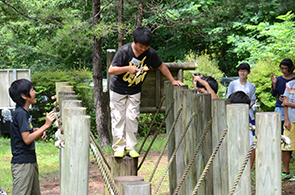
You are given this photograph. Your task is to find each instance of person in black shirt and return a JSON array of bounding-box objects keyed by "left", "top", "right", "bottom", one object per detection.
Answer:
[
  {"left": 9, "top": 79, "right": 55, "bottom": 195},
  {"left": 108, "top": 27, "right": 184, "bottom": 158}
]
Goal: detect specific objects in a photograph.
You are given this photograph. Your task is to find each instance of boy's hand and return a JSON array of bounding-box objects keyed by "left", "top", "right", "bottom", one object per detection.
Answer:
[
  {"left": 284, "top": 119, "right": 291, "bottom": 131},
  {"left": 129, "top": 66, "right": 140, "bottom": 74},
  {"left": 171, "top": 80, "right": 184, "bottom": 86},
  {"left": 45, "top": 112, "right": 55, "bottom": 128},
  {"left": 270, "top": 73, "right": 277, "bottom": 84},
  {"left": 282, "top": 96, "right": 289, "bottom": 106},
  {"left": 192, "top": 74, "right": 208, "bottom": 87},
  {"left": 41, "top": 131, "right": 47, "bottom": 140}
]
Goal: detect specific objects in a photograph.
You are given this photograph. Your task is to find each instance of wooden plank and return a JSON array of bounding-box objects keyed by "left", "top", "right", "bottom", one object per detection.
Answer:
[
  {"left": 256, "top": 112, "right": 281, "bottom": 195},
  {"left": 64, "top": 115, "right": 90, "bottom": 195},
  {"left": 212, "top": 99, "right": 230, "bottom": 195},
  {"left": 227, "top": 104, "right": 250, "bottom": 195},
  {"left": 165, "top": 62, "right": 196, "bottom": 70}
]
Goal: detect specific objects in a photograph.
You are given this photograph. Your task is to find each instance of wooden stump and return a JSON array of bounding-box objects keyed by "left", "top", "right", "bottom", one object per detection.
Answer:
[
  {"left": 105, "top": 159, "right": 139, "bottom": 195},
  {"left": 110, "top": 156, "right": 138, "bottom": 178},
  {"left": 115, "top": 176, "right": 151, "bottom": 195}
]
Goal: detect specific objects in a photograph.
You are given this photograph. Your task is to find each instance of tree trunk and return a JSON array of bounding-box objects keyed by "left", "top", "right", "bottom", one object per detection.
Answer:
[
  {"left": 137, "top": 0, "right": 144, "bottom": 27},
  {"left": 118, "top": 0, "right": 124, "bottom": 48},
  {"left": 92, "top": 0, "right": 111, "bottom": 147}
]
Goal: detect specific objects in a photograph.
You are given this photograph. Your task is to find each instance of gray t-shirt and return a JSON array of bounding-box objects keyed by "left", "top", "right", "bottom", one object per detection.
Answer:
[{"left": 226, "top": 79, "right": 256, "bottom": 120}]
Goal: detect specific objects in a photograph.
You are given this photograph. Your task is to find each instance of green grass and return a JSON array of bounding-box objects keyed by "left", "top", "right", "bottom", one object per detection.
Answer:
[{"left": 0, "top": 137, "right": 59, "bottom": 195}]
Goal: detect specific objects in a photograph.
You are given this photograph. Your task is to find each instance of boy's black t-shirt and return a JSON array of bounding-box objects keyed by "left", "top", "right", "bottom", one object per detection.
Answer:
[
  {"left": 10, "top": 106, "right": 36, "bottom": 164},
  {"left": 109, "top": 43, "right": 162, "bottom": 95}
]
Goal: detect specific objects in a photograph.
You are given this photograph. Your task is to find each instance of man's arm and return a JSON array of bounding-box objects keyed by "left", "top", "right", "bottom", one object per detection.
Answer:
[
  {"left": 158, "top": 63, "right": 184, "bottom": 86},
  {"left": 108, "top": 65, "right": 140, "bottom": 75}
]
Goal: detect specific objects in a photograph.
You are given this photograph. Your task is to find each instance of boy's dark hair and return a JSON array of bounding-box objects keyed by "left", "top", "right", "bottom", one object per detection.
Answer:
[
  {"left": 280, "top": 58, "right": 294, "bottom": 73},
  {"left": 228, "top": 91, "right": 250, "bottom": 105},
  {"left": 196, "top": 76, "right": 218, "bottom": 93},
  {"left": 133, "top": 27, "right": 152, "bottom": 46},
  {"left": 194, "top": 72, "right": 203, "bottom": 77},
  {"left": 9, "top": 79, "right": 33, "bottom": 107},
  {"left": 237, "top": 62, "right": 251, "bottom": 72}
]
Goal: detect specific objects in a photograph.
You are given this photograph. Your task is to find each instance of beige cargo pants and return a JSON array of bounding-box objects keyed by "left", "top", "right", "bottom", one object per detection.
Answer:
[{"left": 110, "top": 90, "right": 141, "bottom": 152}]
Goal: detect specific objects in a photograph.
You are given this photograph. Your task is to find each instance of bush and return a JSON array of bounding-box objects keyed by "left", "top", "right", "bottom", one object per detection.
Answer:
[
  {"left": 248, "top": 59, "right": 280, "bottom": 112},
  {"left": 31, "top": 68, "right": 95, "bottom": 140}
]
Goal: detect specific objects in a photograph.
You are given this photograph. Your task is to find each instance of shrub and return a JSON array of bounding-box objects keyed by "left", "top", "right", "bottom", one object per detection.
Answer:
[
  {"left": 248, "top": 59, "right": 280, "bottom": 112},
  {"left": 31, "top": 68, "right": 95, "bottom": 140}
]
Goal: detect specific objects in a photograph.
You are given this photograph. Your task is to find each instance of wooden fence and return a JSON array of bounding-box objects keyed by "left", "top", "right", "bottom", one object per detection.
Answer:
[{"left": 165, "top": 82, "right": 281, "bottom": 195}]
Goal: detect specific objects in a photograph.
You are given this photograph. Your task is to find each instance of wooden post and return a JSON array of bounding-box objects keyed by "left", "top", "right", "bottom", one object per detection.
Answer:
[
  {"left": 212, "top": 99, "right": 230, "bottom": 195},
  {"left": 110, "top": 156, "right": 138, "bottom": 178},
  {"left": 173, "top": 85, "right": 188, "bottom": 195},
  {"left": 193, "top": 93, "right": 213, "bottom": 195},
  {"left": 227, "top": 104, "right": 250, "bottom": 195},
  {"left": 56, "top": 89, "right": 76, "bottom": 195},
  {"left": 57, "top": 85, "right": 73, "bottom": 104},
  {"left": 115, "top": 176, "right": 151, "bottom": 195},
  {"left": 105, "top": 49, "right": 116, "bottom": 139},
  {"left": 64, "top": 115, "right": 90, "bottom": 195},
  {"left": 107, "top": 49, "right": 116, "bottom": 85},
  {"left": 59, "top": 95, "right": 78, "bottom": 115},
  {"left": 105, "top": 157, "right": 139, "bottom": 195},
  {"left": 55, "top": 82, "right": 70, "bottom": 104},
  {"left": 164, "top": 81, "right": 177, "bottom": 194},
  {"left": 181, "top": 89, "right": 197, "bottom": 194},
  {"left": 60, "top": 107, "right": 86, "bottom": 195},
  {"left": 61, "top": 100, "right": 83, "bottom": 116},
  {"left": 255, "top": 112, "right": 281, "bottom": 194},
  {"left": 58, "top": 92, "right": 76, "bottom": 116}
]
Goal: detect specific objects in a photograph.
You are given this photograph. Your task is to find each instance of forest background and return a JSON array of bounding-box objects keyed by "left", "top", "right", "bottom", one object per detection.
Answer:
[{"left": 1, "top": 0, "right": 295, "bottom": 146}]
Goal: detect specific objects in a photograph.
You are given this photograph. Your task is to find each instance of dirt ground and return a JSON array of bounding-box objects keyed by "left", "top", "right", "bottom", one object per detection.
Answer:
[
  {"left": 39, "top": 152, "right": 295, "bottom": 195},
  {"left": 40, "top": 151, "right": 168, "bottom": 195}
]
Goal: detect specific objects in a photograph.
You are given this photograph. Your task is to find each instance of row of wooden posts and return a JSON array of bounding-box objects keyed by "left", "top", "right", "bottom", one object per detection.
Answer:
[
  {"left": 55, "top": 82, "right": 151, "bottom": 195},
  {"left": 55, "top": 80, "right": 281, "bottom": 195},
  {"left": 165, "top": 81, "right": 281, "bottom": 195}
]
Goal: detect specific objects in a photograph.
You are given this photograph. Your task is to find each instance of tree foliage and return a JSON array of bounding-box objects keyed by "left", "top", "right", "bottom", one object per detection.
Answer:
[{"left": 231, "top": 11, "right": 295, "bottom": 111}]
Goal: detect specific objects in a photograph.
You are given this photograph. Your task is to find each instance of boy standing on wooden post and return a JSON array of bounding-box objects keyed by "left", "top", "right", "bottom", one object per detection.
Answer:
[
  {"left": 9, "top": 79, "right": 55, "bottom": 195},
  {"left": 108, "top": 27, "right": 184, "bottom": 158}
]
